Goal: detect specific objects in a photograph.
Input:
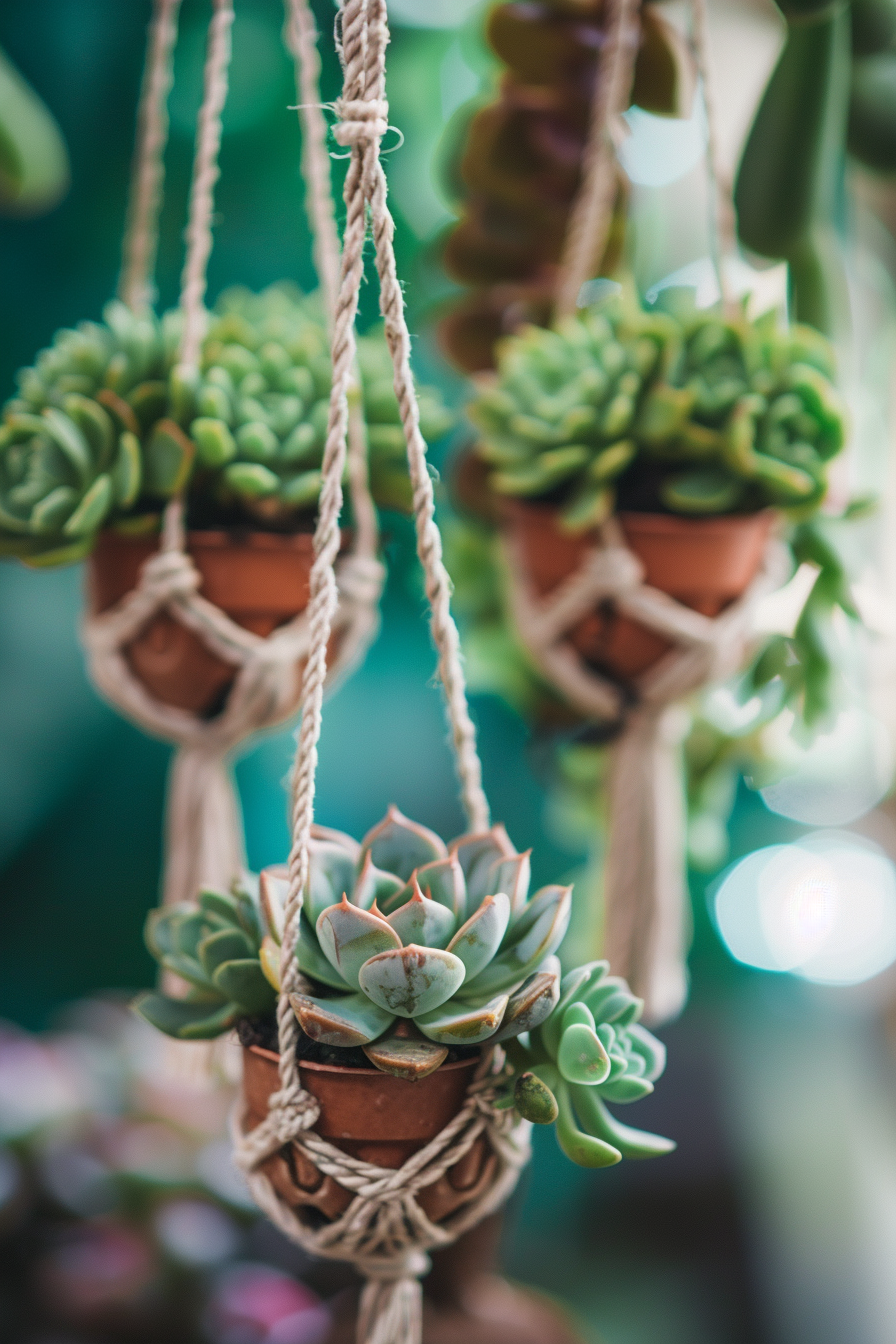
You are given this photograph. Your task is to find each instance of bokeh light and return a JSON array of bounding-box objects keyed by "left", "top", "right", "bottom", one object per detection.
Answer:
[
  {"left": 759, "top": 708, "right": 894, "bottom": 826},
  {"left": 713, "top": 831, "right": 896, "bottom": 986}
]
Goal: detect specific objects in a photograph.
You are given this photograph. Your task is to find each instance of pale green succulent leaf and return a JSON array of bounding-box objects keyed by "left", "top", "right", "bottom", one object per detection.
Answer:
[
  {"left": 358, "top": 944, "right": 465, "bottom": 1018},
  {"left": 411, "top": 854, "right": 466, "bottom": 920},
  {"left": 450, "top": 826, "right": 515, "bottom": 908},
  {"left": 259, "top": 864, "right": 289, "bottom": 943},
  {"left": 295, "top": 912, "right": 351, "bottom": 989},
  {"left": 446, "top": 892, "right": 510, "bottom": 980},
  {"left": 555, "top": 1082, "right": 621, "bottom": 1168},
  {"left": 359, "top": 805, "right": 447, "bottom": 881},
  {"left": 626, "top": 1022, "right": 667, "bottom": 1082},
  {"left": 558, "top": 1022, "right": 612, "bottom": 1086},
  {"left": 62, "top": 472, "right": 112, "bottom": 536},
  {"left": 599, "top": 1074, "right": 654, "bottom": 1103},
  {"left": 317, "top": 896, "right": 401, "bottom": 988},
  {"left": 212, "top": 959, "right": 277, "bottom": 1014},
  {"left": 191, "top": 417, "right": 236, "bottom": 467},
  {"left": 416, "top": 990, "right": 509, "bottom": 1044},
  {"left": 467, "top": 885, "right": 571, "bottom": 996},
  {"left": 570, "top": 1085, "right": 675, "bottom": 1158},
  {"left": 143, "top": 419, "right": 194, "bottom": 496},
  {"left": 159, "top": 952, "right": 210, "bottom": 990},
  {"left": 353, "top": 851, "right": 405, "bottom": 912},
  {"left": 386, "top": 879, "right": 456, "bottom": 948},
  {"left": 40, "top": 408, "right": 91, "bottom": 482},
  {"left": 491, "top": 961, "right": 560, "bottom": 1043},
  {"left": 289, "top": 989, "right": 394, "bottom": 1047},
  {"left": 198, "top": 927, "right": 254, "bottom": 977},
  {"left": 30, "top": 485, "right": 77, "bottom": 532},
  {"left": 111, "top": 431, "right": 142, "bottom": 507},
  {"left": 133, "top": 992, "right": 238, "bottom": 1041},
  {"left": 485, "top": 850, "right": 531, "bottom": 913},
  {"left": 305, "top": 839, "right": 357, "bottom": 926},
  {"left": 562, "top": 1002, "right": 595, "bottom": 1032}
]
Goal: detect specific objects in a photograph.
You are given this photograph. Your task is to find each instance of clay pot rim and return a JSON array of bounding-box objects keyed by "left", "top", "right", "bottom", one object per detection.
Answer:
[
  {"left": 101, "top": 527, "right": 319, "bottom": 553},
  {"left": 247, "top": 1042, "right": 480, "bottom": 1079},
  {"left": 499, "top": 497, "right": 777, "bottom": 533}
]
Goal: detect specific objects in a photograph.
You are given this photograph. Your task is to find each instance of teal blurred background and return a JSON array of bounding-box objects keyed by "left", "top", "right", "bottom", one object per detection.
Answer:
[{"left": 4, "top": 4, "right": 896, "bottom": 1344}]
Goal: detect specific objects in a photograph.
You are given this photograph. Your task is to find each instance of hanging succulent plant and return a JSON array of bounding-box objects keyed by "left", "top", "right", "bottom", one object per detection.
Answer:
[
  {"left": 503, "top": 958, "right": 676, "bottom": 1167},
  {"left": 137, "top": 807, "right": 571, "bottom": 1081},
  {"left": 471, "top": 293, "right": 847, "bottom": 529},
  {"left": 0, "top": 285, "right": 452, "bottom": 565}
]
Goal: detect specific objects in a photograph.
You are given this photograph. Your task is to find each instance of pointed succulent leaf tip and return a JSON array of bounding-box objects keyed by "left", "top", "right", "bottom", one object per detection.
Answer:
[
  {"left": 353, "top": 850, "right": 404, "bottom": 912},
  {"left": 414, "top": 854, "right": 466, "bottom": 920},
  {"left": 558, "top": 1022, "right": 612, "bottom": 1086},
  {"left": 514, "top": 1072, "right": 559, "bottom": 1125},
  {"left": 305, "top": 839, "right": 357, "bottom": 927},
  {"left": 358, "top": 945, "right": 466, "bottom": 1018},
  {"left": 295, "top": 912, "right": 352, "bottom": 990},
  {"left": 486, "top": 850, "right": 531, "bottom": 914},
  {"left": 464, "top": 885, "right": 571, "bottom": 997},
  {"left": 450, "top": 826, "right": 516, "bottom": 911},
  {"left": 310, "top": 822, "right": 360, "bottom": 861},
  {"left": 416, "top": 990, "right": 509, "bottom": 1044},
  {"left": 569, "top": 1084, "right": 676, "bottom": 1158},
  {"left": 316, "top": 896, "right": 401, "bottom": 989},
  {"left": 491, "top": 962, "right": 560, "bottom": 1043},
  {"left": 289, "top": 990, "right": 394, "bottom": 1047},
  {"left": 359, "top": 806, "right": 447, "bottom": 882},
  {"left": 386, "top": 878, "right": 457, "bottom": 948},
  {"left": 446, "top": 892, "right": 511, "bottom": 980},
  {"left": 259, "top": 864, "right": 290, "bottom": 944}
]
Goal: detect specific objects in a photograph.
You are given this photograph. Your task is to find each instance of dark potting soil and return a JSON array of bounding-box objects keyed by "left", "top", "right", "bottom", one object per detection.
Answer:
[{"left": 235, "top": 1014, "right": 480, "bottom": 1069}]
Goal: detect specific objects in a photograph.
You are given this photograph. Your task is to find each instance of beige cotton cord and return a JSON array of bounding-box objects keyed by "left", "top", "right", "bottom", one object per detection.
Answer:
[
  {"left": 234, "top": 7, "right": 522, "bottom": 1343},
  {"left": 82, "top": 0, "right": 384, "bottom": 907}
]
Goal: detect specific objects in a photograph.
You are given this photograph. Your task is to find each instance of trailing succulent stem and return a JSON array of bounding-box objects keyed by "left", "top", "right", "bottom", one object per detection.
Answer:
[
  {"left": 499, "top": 959, "right": 675, "bottom": 1168},
  {"left": 0, "top": 284, "right": 451, "bottom": 564},
  {"left": 471, "top": 291, "right": 847, "bottom": 528}
]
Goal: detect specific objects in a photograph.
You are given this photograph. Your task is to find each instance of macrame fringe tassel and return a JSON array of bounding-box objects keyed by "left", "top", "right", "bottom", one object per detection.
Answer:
[
  {"left": 603, "top": 704, "right": 691, "bottom": 1025},
  {"left": 163, "top": 744, "right": 245, "bottom": 905},
  {"left": 357, "top": 1257, "right": 428, "bottom": 1344}
]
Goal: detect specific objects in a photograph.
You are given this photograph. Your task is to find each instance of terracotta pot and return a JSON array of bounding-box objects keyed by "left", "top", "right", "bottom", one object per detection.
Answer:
[
  {"left": 501, "top": 500, "right": 773, "bottom": 680},
  {"left": 242, "top": 1045, "right": 497, "bottom": 1227},
  {"left": 88, "top": 529, "right": 342, "bottom": 717}
]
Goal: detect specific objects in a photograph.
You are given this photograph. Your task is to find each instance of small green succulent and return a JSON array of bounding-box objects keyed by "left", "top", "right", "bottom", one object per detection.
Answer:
[
  {"left": 0, "top": 285, "right": 452, "bottom": 564},
  {"left": 258, "top": 807, "right": 570, "bottom": 1078},
  {"left": 471, "top": 293, "right": 847, "bottom": 528},
  {"left": 503, "top": 959, "right": 676, "bottom": 1168},
  {"left": 135, "top": 884, "right": 276, "bottom": 1040}
]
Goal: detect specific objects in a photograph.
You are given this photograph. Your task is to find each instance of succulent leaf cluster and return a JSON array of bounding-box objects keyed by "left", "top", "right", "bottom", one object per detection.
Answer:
[
  {"left": 135, "top": 885, "right": 275, "bottom": 1040},
  {"left": 258, "top": 807, "right": 570, "bottom": 1078},
  {"left": 505, "top": 959, "right": 676, "bottom": 1168},
  {"left": 0, "top": 284, "right": 452, "bottom": 565},
  {"left": 471, "top": 295, "right": 846, "bottom": 528}
]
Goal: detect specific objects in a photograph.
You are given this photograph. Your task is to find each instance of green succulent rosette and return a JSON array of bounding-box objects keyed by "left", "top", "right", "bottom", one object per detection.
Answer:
[
  {"left": 504, "top": 959, "right": 676, "bottom": 1168},
  {"left": 0, "top": 284, "right": 453, "bottom": 565},
  {"left": 137, "top": 806, "right": 571, "bottom": 1080},
  {"left": 470, "top": 293, "right": 847, "bottom": 529}
]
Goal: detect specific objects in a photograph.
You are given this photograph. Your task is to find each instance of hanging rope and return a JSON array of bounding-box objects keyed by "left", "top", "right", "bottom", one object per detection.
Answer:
[
  {"left": 554, "top": 0, "right": 640, "bottom": 319},
  {"left": 82, "top": 0, "right": 384, "bottom": 908},
  {"left": 234, "top": 8, "right": 523, "bottom": 1343},
  {"left": 119, "top": 0, "right": 182, "bottom": 312},
  {"left": 689, "top": 0, "right": 737, "bottom": 315}
]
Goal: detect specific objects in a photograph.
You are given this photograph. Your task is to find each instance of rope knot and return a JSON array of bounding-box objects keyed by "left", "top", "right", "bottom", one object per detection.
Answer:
[
  {"left": 358, "top": 1250, "right": 431, "bottom": 1283},
  {"left": 333, "top": 98, "right": 389, "bottom": 145},
  {"left": 337, "top": 553, "right": 386, "bottom": 605},
  {"left": 139, "top": 547, "right": 202, "bottom": 602}
]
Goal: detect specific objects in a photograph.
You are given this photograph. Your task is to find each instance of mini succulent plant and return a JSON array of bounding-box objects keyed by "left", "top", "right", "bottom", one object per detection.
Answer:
[
  {"left": 137, "top": 808, "right": 571, "bottom": 1081},
  {"left": 471, "top": 294, "right": 847, "bottom": 529},
  {"left": 135, "top": 885, "right": 276, "bottom": 1040},
  {"left": 258, "top": 807, "right": 570, "bottom": 1079},
  {"left": 503, "top": 959, "right": 676, "bottom": 1168},
  {"left": 0, "top": 284, "right": 452, "bottom": 564}
]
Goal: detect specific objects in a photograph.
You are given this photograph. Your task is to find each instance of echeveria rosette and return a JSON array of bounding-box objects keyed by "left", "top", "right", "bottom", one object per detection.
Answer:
[
  {"left": 471, "top": 293, "right": 847, "bottom": 528},
  {"left": 503, "top": 959, "right": 676, "bottom": 1168},
  {"left": 258, "top": 806, "right": 570, "bottom": 1079},
  {"left": 0, "top": 284, "right": 453, "bottom": 563},
  {"left": 135, "top": 884, "right": 276, "bottom": 1040}
]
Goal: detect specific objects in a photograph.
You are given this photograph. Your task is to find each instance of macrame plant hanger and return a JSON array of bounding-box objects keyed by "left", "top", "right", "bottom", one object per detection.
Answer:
[
  {"left": 500, "top": 0, "right": 788, "bottom": 1023},
  {"left": 234, "top": 4, "right": 528, "bottom": 1342},
  {"left": 82, "top": 0, "right": 384, "bottom": 915}
]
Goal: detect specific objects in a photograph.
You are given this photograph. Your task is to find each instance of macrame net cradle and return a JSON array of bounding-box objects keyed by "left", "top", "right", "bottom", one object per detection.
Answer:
[
  {"left": 79, "top": 0, "right": 384, "bottom": 911},
  {"left": 486, "top": 0, "right": 795, "bottom": 1024},
  {"left": 226, "top": 3, "right": 531, "bottom": 1342}
]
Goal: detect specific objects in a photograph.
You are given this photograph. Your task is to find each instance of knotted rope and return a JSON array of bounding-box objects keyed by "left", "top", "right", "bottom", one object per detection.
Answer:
[
  {"left": 501, "top": 517, "right": 789, "bottom": 1021},
  {"left": 81, "top": 0, "right": 384, "bottom": 906},
  {"left": 234, "top": 5, "right": 525, "bottom": 1341}
]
